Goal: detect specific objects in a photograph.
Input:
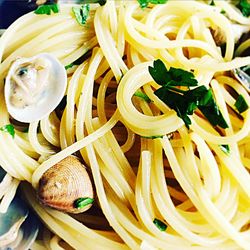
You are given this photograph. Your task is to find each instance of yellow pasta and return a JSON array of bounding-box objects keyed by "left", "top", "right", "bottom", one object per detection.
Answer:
[{"left": 0, "top": 1, "right": 250, "bottom": 249}]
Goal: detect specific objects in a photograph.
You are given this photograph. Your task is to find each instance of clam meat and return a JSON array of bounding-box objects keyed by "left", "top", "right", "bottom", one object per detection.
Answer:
[{"left": 4, "top": 53, "right": 67, "bottom": 123}]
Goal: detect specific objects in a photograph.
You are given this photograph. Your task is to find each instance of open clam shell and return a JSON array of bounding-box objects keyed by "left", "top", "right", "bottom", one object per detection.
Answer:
[
  {"left": 4, "top": 53, "right": 67, "bottom": 123},
  {"left": 18, "top": 212, "right": 39, "bottom": 250},
  {"left": 0, "top": 196, "right": 29, "bottom": 248},
  {"left": 2, "top": 212, "right": 40, "bottom": 250}
]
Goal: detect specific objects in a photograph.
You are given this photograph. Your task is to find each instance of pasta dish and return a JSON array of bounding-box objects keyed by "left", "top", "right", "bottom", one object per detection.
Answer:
[{"left": 0, "top": 0, "right": 250, "bottom": 249}]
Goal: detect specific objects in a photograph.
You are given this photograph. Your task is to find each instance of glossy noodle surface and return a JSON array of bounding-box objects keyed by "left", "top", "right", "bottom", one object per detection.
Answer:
[{"left": 0, "top": 1, "right": 250, "bottom": 249}]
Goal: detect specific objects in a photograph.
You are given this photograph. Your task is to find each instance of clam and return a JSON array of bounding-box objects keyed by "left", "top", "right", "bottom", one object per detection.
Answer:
[
  {"left": 38, "top": 155, "right": 94, "bottom": 214},
  {"left": 0, "top": 196, "right": 39, "bottom": 250},
  {"left": 0, "top": 167, "right": 40, "bottom": 250},
  {"left": 7, "top": 212, "right": 40, "bottom": 250},
  {"left": 0, "top": 197, "right": 28, "bottom": 247},
  {"left": 232, "top": 68, "right": 250, "bottom": 94},
  {"left": 4, "top": 53, "right": 67, "bottom": 123}
]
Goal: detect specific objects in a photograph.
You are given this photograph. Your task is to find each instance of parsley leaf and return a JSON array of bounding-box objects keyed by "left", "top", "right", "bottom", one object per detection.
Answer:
[
  {"left": 142, "top": 135, "right": 163, "bottom": 139},
  {"left": 65, "top": 50, "right": 91, "bottom": 70},
  {"left": 153, "top": 218, "right": 167, "bottom": 231},
  {"left": 155, "top": 87, "right": 193, "bottom": 127},
  {"left": 234, "top": 94, "right": 249, "bottom": 113},
  {"left": 210, "top": 0, "right": 215, "bottom": 6},
  {"left": 219, "top": 144, "right": 230, "bottom": 155},
  {"left": 74, "top": 197, "right": 94, "bottom": 209},
  {"left": 237, "top": 0, "right": 250, "bottom": 17},
  {"left": 0, "top": 124, "right": 15, "bottom": 138},
  {"left": 65, "top": 63, "right": 74, "bottom": 70},
  {"left": 34, "top": 3, "right": 59, "bottom": 15},
  {"left": 149, "top": 59, "right": 198, "bottom": 87},
  {"left": 138, "top": 0, "right": 168, "bottom": 9},
  {"left": 134, "top": 91, "right": 151, "bottom": 103},
  {"left": 72, "top": 4, "right": 90, "bottom": 26},
  {"left": 150, "top": 59, "right": 228, "bottom": 129}
]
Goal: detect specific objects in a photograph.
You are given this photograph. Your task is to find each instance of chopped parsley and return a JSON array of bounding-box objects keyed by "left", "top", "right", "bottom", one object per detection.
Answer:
[
  {"left": 234, "top": 94, "right": 249, "bottom": 113},
  {"left": 149, "top": 59, "right": 228, "bottom": 129},
  {"left": 34, "top": 3, "right": 59, "bottom": 15},
  {"left": 153, "top": 218, "right": 167, "bottom": 231},
  {"left": 219, "top": 144, "right": 230, "bottom": 155},
  {"left": 65, "top": 50, "right": 91, "bottom": 70},
  {"left": 237, "top": 0, "right": 250, "bottom": 17},
  {"left": 142, "top": 135, "right": 163, "bottom": 139},
  {"left": 65, "top": 63, "right": 74, "bottom": 70},
  {"left": 210, "top": 0, "right": 215, "bottom": 6},
  {"left": 72, "top": 4, "right": 90, "bottom": 26},
  {"left": 138, "top": 0, "right": 168, "bottom": 9},
  {"left": 134, "top": 91, "right": 151, "bottom": 103},
  {"left": 0, "top": 124, "right": 15, "bottom": 138},
  {"left": 74, "top": 197, "right": 94, "bottom": 209}
]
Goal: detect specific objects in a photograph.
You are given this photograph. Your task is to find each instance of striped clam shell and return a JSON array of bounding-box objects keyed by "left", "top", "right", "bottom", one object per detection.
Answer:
[{"left": 38, "top": 156, "right": 94, "bottom": 214}]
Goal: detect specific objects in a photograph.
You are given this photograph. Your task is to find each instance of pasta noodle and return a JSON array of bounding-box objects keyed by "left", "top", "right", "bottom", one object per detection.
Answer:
[{"left": 0, "top": 0, "right": 250, "bottom": 249}]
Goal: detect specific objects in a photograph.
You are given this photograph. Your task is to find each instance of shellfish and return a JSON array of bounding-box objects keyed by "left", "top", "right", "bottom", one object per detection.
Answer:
[
  {"left": 38, "top": 156, "right": 94, "bottom": 214},
  {"left": 4, "top": 53, "right": 67, "bottom": 123}
]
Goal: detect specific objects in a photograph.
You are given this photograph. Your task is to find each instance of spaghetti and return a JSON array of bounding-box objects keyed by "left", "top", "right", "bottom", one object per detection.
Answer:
[{"left": 0, "top": 1, "right": 250, "bottom": 249}]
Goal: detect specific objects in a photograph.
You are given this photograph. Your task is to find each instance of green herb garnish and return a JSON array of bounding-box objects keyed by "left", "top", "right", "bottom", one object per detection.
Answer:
[
  {"left": 150, "top": 59, "right": 228, "bottom": 129},
  {"left": 237, "top": 0, "right": 250, "bottom": 17},
  {"left": 138, "top": 0, "right": 168, "bottom": 9},
  {"left": 0, "top": 124, "right": 15, "bottom": 138},
  {"left": 134, "top": 91, "right": 151, "bottom": 103},
  {"left": 210, "top": 0, "right": 215, "bottom": 6},
  {"left": 65, "top": 63, "right": 74, "bottom": 70},
  {"left": 34, "top": 3, "right": 59, "bottom": 15},
  {"left": 149, "top": 60, "right": 198, "bottom": 87},
  {"left": 234, "top": 94, "right": 249, "bottom": 113},
  {"left": 153, "top": 218, "right": 167, "bottom": 231},
  {"left": 219, "top": 144, "right": 230, "bottom": 155},
  {"left": 72, "top": 4, "right": 90, "bottom": 26},
  {"left": 74, "top": 197, "right": 94, "bottom": 209},
  {"left": 65, "top": 50, "right": 91, "bottom": 70},
  {"left": 142, "top": 135, "right": 163, "bottom": 139}
]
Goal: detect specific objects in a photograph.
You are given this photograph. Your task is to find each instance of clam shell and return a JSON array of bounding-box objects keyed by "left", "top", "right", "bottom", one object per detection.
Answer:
[
  {"left": 1, "top": 212, "right": 40, "bottom": 250},
  {"left": 232, "top": 68, "right": 250, "bottom": 94},
  {"left": 0, "top": 197, "right": 29, "bottom": 247},
  {"left": 38, "top": 156, "right": 94, "bottom": 214},
  {"left": 4, "top": 53, "right": 67, "bottom": 123}
]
